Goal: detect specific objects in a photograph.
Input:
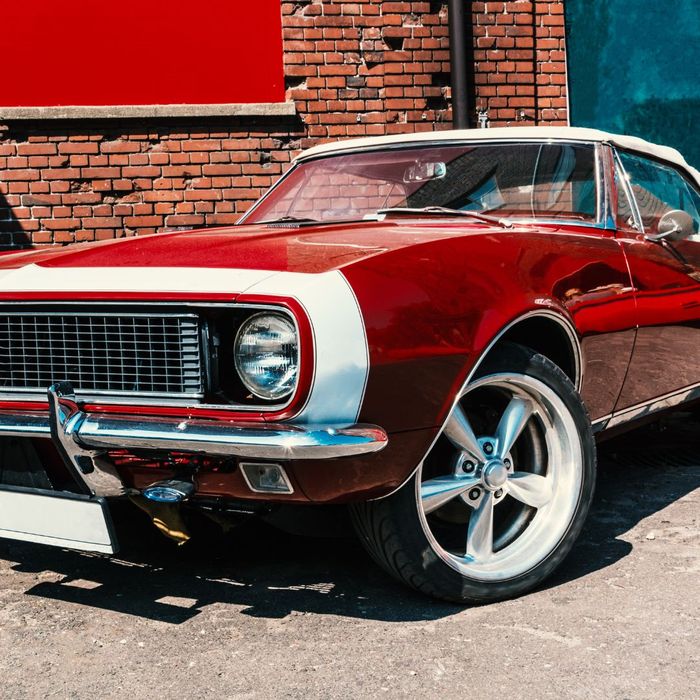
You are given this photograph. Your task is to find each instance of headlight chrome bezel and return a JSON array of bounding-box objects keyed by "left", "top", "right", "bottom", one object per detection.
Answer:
[{"left": 233, "top": 311, "right": 300, "bottom": 401}]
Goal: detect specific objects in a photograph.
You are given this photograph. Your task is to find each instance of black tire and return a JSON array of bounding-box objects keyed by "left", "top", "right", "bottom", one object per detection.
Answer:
[{"left": 350, "top": 342, "right": 596, "bottom": 604}]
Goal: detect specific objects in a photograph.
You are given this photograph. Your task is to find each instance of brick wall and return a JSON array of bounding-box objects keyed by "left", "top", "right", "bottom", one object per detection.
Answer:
[
  {"left": 0, "top": 0, "right": 568, "bottom": 249},
  {"left": 473, "top": 1, "right": 568, "bottom": 124}
]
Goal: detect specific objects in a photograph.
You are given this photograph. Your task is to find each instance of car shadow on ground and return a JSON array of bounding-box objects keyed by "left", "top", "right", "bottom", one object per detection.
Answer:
[{"left": 2, "top": 415, "right": 699, "bottom": 623}]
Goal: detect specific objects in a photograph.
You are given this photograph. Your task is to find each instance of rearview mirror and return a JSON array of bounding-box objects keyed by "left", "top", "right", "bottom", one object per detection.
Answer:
[
  {"left": 646, "top": 209, "right": 695, "bottom": 242},
  {"left": 403, "top": 161, "right": 446, "bottom": 183}
]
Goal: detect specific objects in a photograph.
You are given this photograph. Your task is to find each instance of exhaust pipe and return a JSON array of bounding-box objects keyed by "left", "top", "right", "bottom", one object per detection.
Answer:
[{"left": 142, "top": 479, "right": 195, "bottom": 503}]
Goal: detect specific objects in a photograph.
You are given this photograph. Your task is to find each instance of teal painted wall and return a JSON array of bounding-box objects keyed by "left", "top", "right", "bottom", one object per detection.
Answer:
[{"left": 566, "top": 0, "right": 700, "bottom": 167}]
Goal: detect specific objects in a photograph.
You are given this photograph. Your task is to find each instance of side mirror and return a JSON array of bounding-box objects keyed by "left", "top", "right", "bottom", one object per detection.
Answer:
[{"left": 646, "top": 209, "right": 695, "bottom": 242}]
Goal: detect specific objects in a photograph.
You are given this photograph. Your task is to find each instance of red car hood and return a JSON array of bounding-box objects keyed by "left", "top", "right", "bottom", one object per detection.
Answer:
[
  {"left": 0, "top": 220, "right": 498, "bottom": 274},
  {"left": 0, "top": 220, "right": 506, "bottom": 298}
]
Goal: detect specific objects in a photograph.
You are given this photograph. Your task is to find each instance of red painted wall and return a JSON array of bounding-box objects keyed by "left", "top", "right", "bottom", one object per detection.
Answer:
[{"left": 2, "top": 0, "right": 285, "bottom": 106}]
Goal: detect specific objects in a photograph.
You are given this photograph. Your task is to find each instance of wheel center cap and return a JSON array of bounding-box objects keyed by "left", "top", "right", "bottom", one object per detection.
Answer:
[{"left": 483, "top": 460, "right": 508, "bottom": 490}]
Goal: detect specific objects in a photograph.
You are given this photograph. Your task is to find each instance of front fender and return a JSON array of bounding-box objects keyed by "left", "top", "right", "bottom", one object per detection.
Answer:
[{"left": 342, "top": 228, "right": 635, "bottom": 436}]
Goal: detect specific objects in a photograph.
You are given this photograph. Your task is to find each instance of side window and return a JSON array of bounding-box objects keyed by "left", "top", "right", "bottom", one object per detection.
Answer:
[{"left": 618, "top": 151, "right": 700, "bottom": 237}]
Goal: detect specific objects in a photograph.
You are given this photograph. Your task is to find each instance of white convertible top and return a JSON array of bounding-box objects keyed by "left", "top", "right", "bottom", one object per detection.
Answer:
[{"left": 298, "top": 126, "right": 700, "bottom": 186}]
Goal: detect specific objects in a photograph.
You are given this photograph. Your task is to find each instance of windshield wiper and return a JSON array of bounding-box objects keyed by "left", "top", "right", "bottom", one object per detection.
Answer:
[
  {"left": 253, "top": 215, "right": 380, "bottom": 227},
  {"left": 377, "top": 206, "right": 512, "bottom": 228},
  {"left": 254, "top": 215, "right": 321, "bottom": 226}
]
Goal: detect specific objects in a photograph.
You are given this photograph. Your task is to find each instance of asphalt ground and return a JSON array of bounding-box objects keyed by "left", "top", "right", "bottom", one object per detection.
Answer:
[{"left": 0, "top": 415, "right": 697, "bottom": 699}]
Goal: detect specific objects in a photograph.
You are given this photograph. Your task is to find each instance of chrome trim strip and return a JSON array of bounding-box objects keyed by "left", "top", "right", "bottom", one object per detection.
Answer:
[
  {"left": 503, "top": 218, "right": 604, "bottom": 230},
  {"left": 0, "top": 310, "right": 198, "bottom": 318},
  {"left": 604, "top": 382, "right": 700, "bottom": 429},
  {"left": 591, "top": 415, "right": 610, "bottom": 434},
  {"left": 76, "top": 417, "right": 387, "bottom": 460},
  {"left": 0, "top": 385, "right": 388, "bottom": 483},
  {"left": 595, "top": 143, "right": 617, "bottom": 230}
]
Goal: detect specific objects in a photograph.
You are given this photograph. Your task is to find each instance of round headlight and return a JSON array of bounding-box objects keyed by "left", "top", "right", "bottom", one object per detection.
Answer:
[{"left": 234, "top": 313, "right": 299, "bottom": 400}]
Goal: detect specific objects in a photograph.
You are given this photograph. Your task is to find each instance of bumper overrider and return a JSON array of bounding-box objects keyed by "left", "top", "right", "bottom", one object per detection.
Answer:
[{"left": 0, "top": 382, "right": 388, "bottom": 555}]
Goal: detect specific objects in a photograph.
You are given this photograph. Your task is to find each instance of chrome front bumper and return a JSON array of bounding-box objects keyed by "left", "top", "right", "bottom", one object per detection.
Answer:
[{"left": 0, "top": 383, "right": 388, "bottom": 498}]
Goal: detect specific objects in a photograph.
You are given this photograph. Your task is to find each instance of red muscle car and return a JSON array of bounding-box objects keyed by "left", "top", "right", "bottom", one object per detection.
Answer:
[{"left": 0, "top": 126, "right": 698, "bottom": 603}]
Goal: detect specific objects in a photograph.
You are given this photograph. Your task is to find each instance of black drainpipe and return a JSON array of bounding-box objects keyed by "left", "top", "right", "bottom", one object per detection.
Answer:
[{"left": 448, "top": 0, "right": 472, "bottom": 129}]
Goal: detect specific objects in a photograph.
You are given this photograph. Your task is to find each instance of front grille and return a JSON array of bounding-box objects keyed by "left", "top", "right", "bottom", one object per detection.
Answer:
[{"left": 0, "top": 312, "right": 203, "bottom": 398}]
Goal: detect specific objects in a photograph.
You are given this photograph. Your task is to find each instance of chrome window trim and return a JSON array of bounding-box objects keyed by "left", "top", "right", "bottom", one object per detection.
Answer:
[
  {"left": 0, "top": 301, "right": 303, "bottom": 413},
  {"left": 293, "top": 137, "right": 605, "bottom": 163},
  {"left": 593, "top": 143, "right": 605, "bottom": 226},
  {"left": 239, "top": 138, "right": 606, "bottom": 229},
  {"left": 237, "top": 161, "right": 299, "bottom": 225},
  {"left": 612, "top": 148, "right": 646, "bottom": 233},
  {"left": 598, "top": 144, "right": 617, "bottom": 230}
]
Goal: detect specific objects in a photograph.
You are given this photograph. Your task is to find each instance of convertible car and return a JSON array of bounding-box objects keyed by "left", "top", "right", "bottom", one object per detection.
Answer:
[{"left": 0, "top": 126, "right": 698, "bottom": 603}]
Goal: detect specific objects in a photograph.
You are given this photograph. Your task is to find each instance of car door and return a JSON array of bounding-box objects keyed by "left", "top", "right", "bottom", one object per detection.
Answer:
[{"left": 611, "top": 148, "right": 700, "bottom": 420}]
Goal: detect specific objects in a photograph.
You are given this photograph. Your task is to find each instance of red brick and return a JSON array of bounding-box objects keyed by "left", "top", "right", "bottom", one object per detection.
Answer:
[
  {"left": 16, "top": 143, "right": 57, "bottom": 156},
  {"left": 124, "top": 216, "right": 163, "bottom": 227},
  {"left": 0, "top": 169, "right": 40, "bottom": 181},
  {"left": 81, "top": 167, "right": 121, "bottom": 179},
  {"left": 101, "top": 141, "right": 142, "bottom": 154},
  {"left": 165, "top": 214, "right": 205, "bottom": 227},
  {"left": 82, "top": 217, "right": 123, "bottom": 228},
  {"left": 42, "top": 218, "right": 81, "bottom": 230},
  {"left": 58, "top": 142, "right": 99, "bottom": 155}
]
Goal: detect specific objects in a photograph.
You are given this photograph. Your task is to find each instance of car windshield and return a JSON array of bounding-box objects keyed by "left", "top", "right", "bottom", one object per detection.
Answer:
[{"left": 243, "top": 142, "right": 599, "bottom": 225}]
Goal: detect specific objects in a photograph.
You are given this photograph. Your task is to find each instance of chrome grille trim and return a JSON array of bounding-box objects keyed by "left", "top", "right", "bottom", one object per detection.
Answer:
[{"left": 0, "top": 312, "right": 203, "bottom": 399}]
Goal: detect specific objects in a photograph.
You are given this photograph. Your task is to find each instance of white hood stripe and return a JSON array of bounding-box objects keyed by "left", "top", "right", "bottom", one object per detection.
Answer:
[{"left": 0, "top": 264, "right": 275, "bottom": 294}]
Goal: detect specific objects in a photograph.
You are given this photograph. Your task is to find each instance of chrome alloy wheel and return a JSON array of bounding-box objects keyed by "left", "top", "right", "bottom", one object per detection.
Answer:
[{"left": 417, "top": 372, "right": 583, "bottom": 582}]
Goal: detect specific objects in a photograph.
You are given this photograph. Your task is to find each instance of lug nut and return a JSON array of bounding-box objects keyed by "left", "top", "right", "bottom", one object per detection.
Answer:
[
  {"left": 468, "top": 488, "right": 481, "bottom": 501},
  {"left": 504, "top": 458, "right": 511, "bottom": 468},
  {"left": 495, "top": 489, "right": 503, "bottom": 498},
  {"left": 463, "top": 460, "right": 475, "bottom": 473},
  {"left": 483, "top": 442, "right": 494, "bottom": 455}
]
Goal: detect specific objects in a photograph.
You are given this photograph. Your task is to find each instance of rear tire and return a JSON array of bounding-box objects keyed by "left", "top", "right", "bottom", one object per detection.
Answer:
[{"left": 351, "top": 343, "right": 596, "bottom": 603}]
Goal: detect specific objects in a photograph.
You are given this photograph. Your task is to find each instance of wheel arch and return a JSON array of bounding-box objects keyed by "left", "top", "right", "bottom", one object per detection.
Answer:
[
  {"left": 490, "top": 310, "right": 582, "bottom": 391},
  {"left": 372, "top": 309, "right": 583, "bottom": 501}
]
